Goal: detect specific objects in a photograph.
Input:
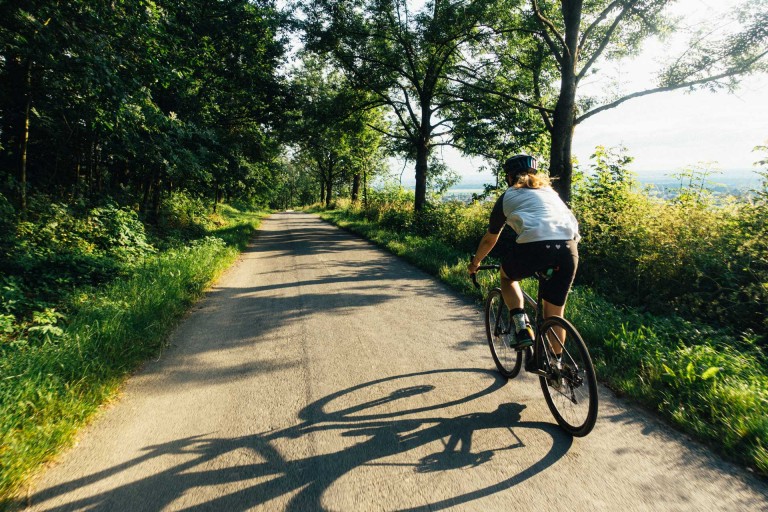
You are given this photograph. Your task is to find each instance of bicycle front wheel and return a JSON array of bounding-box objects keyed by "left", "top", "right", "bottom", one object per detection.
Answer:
[
  {"left": 485, "top": 288, "right": 522, "bottom": 378},
  {"left": 536, "top": 316, "right": 598, "bottom": 436}
]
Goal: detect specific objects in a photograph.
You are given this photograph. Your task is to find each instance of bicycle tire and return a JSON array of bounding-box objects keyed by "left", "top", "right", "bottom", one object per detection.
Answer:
[
  {"left": 485, "top": 288, "right": 522, "bottom": 378},
  {"left": 536, "top": 316, "right": 598, "bottom": 436}
]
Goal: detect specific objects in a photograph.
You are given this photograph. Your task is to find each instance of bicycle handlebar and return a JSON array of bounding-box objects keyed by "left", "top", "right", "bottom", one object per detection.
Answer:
[{"left": 470, "top": 263, "right": 500, "bottom": 289}]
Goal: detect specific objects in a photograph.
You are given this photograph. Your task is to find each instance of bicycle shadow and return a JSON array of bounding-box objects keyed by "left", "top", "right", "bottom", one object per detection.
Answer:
[{"left": 26, "top": 369, "right": 573, "bottom": 511}]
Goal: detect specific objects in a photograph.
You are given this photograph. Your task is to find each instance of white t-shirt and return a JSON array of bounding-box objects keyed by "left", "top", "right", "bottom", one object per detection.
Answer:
[{"left": 490, "top": 186, "right": 580, "bottom": 243}]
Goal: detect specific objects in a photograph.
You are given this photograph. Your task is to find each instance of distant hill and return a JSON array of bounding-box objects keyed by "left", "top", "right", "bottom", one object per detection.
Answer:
[{"left": 397, "top": 168, "right": 764, "bottom": 197}]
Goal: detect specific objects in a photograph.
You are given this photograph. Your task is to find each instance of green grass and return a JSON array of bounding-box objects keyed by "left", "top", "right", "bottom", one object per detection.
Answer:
[
  {"left": 314, "top": 205, "right": 768, "bottom": 477},
  {"left": 0, "top": 206, "right": 268, "bottom": 505}
]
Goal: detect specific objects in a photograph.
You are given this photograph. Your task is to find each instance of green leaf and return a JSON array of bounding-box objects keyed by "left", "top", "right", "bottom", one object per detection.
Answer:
[
  {"left": 701, "top": 367, "right": 720, "bottom": 380},
  {"left": 662, "top": 363, "right": 676, "bottom": 377}
]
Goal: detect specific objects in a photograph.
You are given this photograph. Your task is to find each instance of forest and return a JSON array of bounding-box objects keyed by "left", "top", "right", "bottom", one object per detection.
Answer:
[{"left": 1, "top": 0, "right": 767, "bottom": 502}]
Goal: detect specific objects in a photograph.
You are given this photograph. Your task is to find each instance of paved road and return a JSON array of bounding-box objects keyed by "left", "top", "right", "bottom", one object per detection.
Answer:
[{"left": 22, "top": 212, "right": 768, "bottom": 511}]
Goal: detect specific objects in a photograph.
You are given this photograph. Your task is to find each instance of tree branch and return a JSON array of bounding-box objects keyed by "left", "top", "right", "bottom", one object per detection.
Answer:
[
  {"left": 448, "top": 76, "right": 555, "bottom": 116},
  {"left": 366, "top": 122, "right": 411, "bottom": 140},
  {"left": 576, "top": 57, "right": 768, "bottom": 124},
  {"left": 577, "top": 3, "right": 631, "bottom": 82},
  {"left": 531, "top": 0, "right": 565, "bottom": 66},
  {"left": 578, "top": 0, "right": 623, "bottom": 50},
  {"left": 389, "top": 6, "right": 423, "bottom": 97},
  {"left": 398, "top": 84, "right": 421, "bottom": 128}
]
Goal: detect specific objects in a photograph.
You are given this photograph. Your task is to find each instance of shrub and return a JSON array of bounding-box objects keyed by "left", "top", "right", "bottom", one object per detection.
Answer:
[
  {"left": 155, "top": 191, "right": 215, "bottom": 240},
  {"left": 573, "top": 147, "right": 767, "bottom": 339},
  {"left": 89, "top": 203, "right": 155, "bottom": 262}
]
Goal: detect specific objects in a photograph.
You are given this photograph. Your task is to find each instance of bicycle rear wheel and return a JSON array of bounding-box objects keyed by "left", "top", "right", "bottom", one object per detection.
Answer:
[
  {"left": 485, "top": 288, "right": 522, "bottom": 378},
  {"left": 536, "top": 316, "right": 598, "bottom": 436}
]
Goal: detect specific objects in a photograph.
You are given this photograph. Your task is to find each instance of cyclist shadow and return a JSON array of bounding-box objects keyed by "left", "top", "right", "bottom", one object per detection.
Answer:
[
  {"left": 27, "top": 369, "right": 573, "bottom": 512},
  {"left": 411, "top": 406, "right": 525, "bottom": 473}
]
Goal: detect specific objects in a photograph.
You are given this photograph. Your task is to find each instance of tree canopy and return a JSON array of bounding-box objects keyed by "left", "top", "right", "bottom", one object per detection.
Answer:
[
  {"left": 0, "top": 0, "right": 287, "bottom": 213},
  {"left": 302, "top": 0, "right": 504, "bottom": 210},
  {"left": 1, "top": 0, "right": 766, "bottom": 211},
  {"left": 452, "top": 0, "right": 768, "bottom": 202}
]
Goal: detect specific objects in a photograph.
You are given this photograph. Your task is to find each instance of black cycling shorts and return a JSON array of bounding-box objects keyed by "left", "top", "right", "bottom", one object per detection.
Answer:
[{"left": 501, "top": 240, "right": 578, "bottom": 307}]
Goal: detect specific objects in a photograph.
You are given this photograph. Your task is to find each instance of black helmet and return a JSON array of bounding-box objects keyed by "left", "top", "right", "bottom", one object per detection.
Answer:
[{"left": 503, "top": 154, "right": 538, "bottom": 177}]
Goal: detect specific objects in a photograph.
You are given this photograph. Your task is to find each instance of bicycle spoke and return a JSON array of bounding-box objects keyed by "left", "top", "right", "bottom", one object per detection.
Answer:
[
  {"left": 537, "top": 317, "right": 598, "bottom": 436},
  {"left": 485, "top": 289, "right": 522, "bottom": 378}
]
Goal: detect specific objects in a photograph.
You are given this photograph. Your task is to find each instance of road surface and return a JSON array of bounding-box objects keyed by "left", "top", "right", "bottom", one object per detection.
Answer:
[{"left": 22, "top": 212, "right": 768, "bottom": 511}]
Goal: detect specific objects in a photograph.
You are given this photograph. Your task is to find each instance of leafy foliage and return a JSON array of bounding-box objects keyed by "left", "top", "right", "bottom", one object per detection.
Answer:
[
  {"left": 450, "top": 0, "right": 768, "bottom": 202},
  {"left": 0, "top": 0, "right": 287, "bottom": 213},
  {"left": 301, "top": 0, "right": 501, "bottom": 211},
  {"left": 574, "top": 145, "right": 768, "bottom": 337},
  {"left": 285, "top": 57, "right": 389, "bottom": 207},
  {"left": 0, "top": 189, "right": 239, "bottom": 350},
  {"left": 0, "top": 197, "right": 267, "bottom": 501}
]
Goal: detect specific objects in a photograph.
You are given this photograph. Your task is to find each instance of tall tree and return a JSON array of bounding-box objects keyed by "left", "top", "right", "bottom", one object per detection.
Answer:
[
  {"left": 287, "top": 57, "right": 387, "bottom": 206},
  {"left": 0, "top": 0, "right": 287, "bottom": 211},
  {"left": 303, "top": 0, "right": 496, "bottom": 211},
  {"left": 455, "top": 0, "right": 768, "bottom": 202}
]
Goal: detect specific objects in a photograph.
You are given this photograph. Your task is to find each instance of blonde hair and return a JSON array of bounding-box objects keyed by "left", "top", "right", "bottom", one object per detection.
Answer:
[{"left": 511, "top": 172, "right": 551, "bottom": 189}]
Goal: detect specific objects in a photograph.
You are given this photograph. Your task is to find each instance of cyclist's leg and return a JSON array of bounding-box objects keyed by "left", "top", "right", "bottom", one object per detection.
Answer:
[
  {"left": 499, "top": 242, "right": 532, "bottom": 312},
  {"left": 540, "top": 240, "right": 578, "bottom": 356},
  {"left": 499, "top": 266, "right": 524, "bottom": 311},
  {"left": 542, "top": 299, "right": 566, "bottom": 356}
]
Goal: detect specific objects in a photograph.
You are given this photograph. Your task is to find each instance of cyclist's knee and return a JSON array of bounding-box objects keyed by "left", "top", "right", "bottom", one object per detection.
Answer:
[{"left": 542, "top": 299, "right": 565, "bottom": 318}]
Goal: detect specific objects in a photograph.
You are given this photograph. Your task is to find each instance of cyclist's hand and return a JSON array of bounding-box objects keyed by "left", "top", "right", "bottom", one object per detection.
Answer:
[{"left": 467, "top": 261, "right": 479, "bottom": 275}]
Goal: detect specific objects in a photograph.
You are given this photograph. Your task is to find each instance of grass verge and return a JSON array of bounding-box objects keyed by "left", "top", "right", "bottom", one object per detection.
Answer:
[
  {"left": 0, "top": 206, "right": 268, "bottom": 506},
  {"left": 313, "top": 206, "right": 768, "bottom": 477}
]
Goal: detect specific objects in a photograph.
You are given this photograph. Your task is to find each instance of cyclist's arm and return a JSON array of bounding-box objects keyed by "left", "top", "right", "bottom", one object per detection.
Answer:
[
  {"left": 468, "top": 193, "right": 507, "bottom": 273},
  {"left": 469, "top": 230, "right": 501, "bottom": 272}
]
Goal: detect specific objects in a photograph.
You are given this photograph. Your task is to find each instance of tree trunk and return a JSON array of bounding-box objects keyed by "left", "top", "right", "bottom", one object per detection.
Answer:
[
  {"left": 19, "top": 60, "right": 32, "bottom": 213},
  {"left": 351, "top": 172, "right": 360, "bottom": 202},
  {"left": 549, "top": 99, "right": 575, "bottom": 204},
  {"left": 75, "top": 154, "right": 82, "bottom": 198},
  {"left": 152, "top": 174, "right": 162, "bottom": 220},
  {"left": 87, "top": 139, "right": 98, "bottom": 197},
  {"left": 325, "top": 178, "right": 333, "bottom": 206},
  {"left": 141, "top": 169, "right": 154, "bottom": 214},
  {"left": 548, "top": 0, "right": 582, "bottom": 205},
  {"left": 95, "top": 140, "right": 103, "bottom": 193},
  {"left": 414, "top": 139, "right": 429, "bottom": 212},
  {"left": 320, "top": 181, "right": 325, "bottom": 204},
  {"left": 362, "top": 166, "right": 368, "bottom": 208},
  {"left": 322, "top": 160, "right": 335, "bottom": 206}
]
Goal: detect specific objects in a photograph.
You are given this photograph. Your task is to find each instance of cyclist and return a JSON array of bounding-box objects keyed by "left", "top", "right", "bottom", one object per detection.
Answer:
[{"left": 468, "top": 154, "right": 580, "bottom": 368}]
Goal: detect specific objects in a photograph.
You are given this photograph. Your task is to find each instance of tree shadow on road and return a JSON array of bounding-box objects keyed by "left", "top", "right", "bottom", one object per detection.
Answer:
[{"left": 26, "top": 369, "right": 572, "bottom": 511}]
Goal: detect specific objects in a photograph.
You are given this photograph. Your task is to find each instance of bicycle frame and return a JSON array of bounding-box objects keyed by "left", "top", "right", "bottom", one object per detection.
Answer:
[
  {"left": 472, "top": 264, "right": 558, "bottom": 376},
  {"left": 473, "top": 264, "right": 540, "bottom": 323},
  {"left": 472, "top": 260, "right": 599, "bottom": 436}
]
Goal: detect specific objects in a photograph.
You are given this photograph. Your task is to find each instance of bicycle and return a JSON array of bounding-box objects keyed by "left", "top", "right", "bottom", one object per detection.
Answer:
[{"left": 472, "top": 264, "right": 598, "bottom": 437}]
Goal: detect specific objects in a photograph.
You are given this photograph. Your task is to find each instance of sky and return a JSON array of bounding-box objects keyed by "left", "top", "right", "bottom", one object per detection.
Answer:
[{"left": 435, "top": 0, "right": 768, "bottom": 182}]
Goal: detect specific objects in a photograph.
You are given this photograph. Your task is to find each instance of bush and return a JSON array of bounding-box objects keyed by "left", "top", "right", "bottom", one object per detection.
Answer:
[
  {"left": 1, "top": 200, "right": 150, "bottom": 321},
  {"left": 0, "top": 200, "right": 267, "bottom": 500},
  {"left": 331, "top": 188, "right": 491, "bottom": 254},
  {"left": 573, "top": 147, "right": 767, "bottom": 339},
  {"left": 155, "top": 191, "right": 215, "bottom": 241},
  {"left": 89, "top": 203, "right": 155, "bottom": 261}
]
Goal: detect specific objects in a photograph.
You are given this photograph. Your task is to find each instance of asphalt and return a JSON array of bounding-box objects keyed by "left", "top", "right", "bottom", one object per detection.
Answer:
[{"left": 21, "top": 211, "right": 768, "bottom": 511}]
